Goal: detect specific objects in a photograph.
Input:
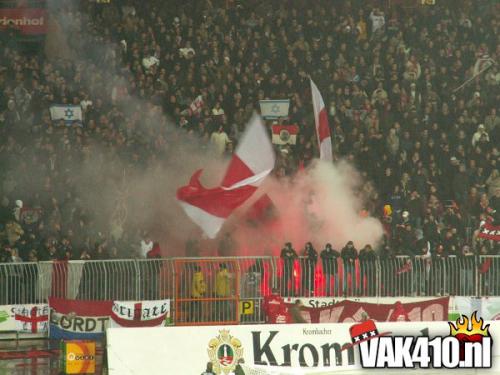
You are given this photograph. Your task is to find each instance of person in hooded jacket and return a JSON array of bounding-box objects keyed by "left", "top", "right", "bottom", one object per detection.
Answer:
[
  {"left": 341, "top": 241, "right": 358, "bottom": 296},
  {"left": 301, "top": 242, "right": 317, "bottom": 296},
  {"left": 280, "top": 242, "right": 298, "bottom": 296}
]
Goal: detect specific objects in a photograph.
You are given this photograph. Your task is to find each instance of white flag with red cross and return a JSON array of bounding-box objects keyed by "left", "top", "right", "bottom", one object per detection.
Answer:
[{"left": 14, "top": 305, "right": 49, "bottom": 333}]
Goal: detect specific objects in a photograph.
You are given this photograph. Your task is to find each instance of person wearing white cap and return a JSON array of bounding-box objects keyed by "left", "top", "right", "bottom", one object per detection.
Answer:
[{"left": 472, "top": 124, "right": 489, "bottom": 147}]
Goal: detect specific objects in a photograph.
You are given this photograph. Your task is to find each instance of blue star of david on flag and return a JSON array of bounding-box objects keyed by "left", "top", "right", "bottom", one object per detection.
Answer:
[
  {"left": 49, "top": 105, "right": 83, "bottom": 127},
  {"left": 64, "top": 108, "right": 74, "bottom": 118},
  {"left": 259, "top": 99, "right": 290, "bottom": 119}
]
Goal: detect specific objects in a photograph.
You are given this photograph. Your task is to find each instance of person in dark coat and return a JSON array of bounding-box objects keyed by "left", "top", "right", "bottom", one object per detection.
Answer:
[
  {"left": 359, "top": 244, "right": 377, "bottom": 296},
  {"left": 301, "top": 242, "right": 317, "bottom": 296},
  {"left": 280, "top": 242, "right": 297, "bottom": 296},
  {"left": 341, "top": 241, "right": 358, "bottom": 296},
  {"left": 320, "top": 243, "right": 340, "bottom": 296}
]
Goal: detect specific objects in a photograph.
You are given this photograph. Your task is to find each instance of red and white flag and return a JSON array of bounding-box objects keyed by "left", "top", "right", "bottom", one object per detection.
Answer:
[
  {"left": 181, "top": 95, "right": 204, "bottom": 116},
  {"left": 271, "top": 124, "right": 299, "bottom": 145},
  {"left": 477, "top": 219, "right": 500, "bottom": 242},
  {"left": 310, "top": 79, "right": 333, "bottom": 161},
  {"left": 177, "top": 114, "right": 275, "bottom": 238}
]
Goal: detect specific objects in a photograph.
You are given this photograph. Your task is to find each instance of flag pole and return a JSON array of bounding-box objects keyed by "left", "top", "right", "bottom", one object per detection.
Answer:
[{"left": 452, "top": 58, "right": 496, "bottom": 93}]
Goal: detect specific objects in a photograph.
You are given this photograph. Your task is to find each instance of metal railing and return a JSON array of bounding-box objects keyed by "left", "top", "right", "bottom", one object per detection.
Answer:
[{"left": 0, "top": 255, "right": 498, "bottom": 325}]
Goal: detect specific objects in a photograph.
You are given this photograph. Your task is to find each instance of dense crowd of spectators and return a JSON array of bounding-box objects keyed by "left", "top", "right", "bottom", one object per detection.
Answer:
[{"left": 0, "top": 0, "right": 499, "bottom": 266}]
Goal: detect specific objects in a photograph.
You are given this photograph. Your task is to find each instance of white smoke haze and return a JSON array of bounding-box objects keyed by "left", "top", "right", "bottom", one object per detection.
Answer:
[
  {"left": 226, "top": 160, "right": 384, "bottom": 256},
  {"left": 28, "top": 0, "right": 383, "bottom": 257}
]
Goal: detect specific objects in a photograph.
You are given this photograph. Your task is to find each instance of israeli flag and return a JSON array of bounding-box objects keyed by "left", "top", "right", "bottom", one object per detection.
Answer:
[
  {"left": 259, "top": 99, "right": 290, "bottom": 119},
  {"left": 49, "top": 105, "right": 83, "bottom": 126}
]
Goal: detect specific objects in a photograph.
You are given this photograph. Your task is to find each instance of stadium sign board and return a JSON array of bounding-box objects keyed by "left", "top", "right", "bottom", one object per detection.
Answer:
[{"left": 107, "top": 321, "right": 500, "bottom": 374}]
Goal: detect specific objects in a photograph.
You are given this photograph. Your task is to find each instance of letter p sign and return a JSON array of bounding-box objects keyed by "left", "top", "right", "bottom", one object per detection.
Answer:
[{"left": 240, "top": 300, "right": 254, "bottom": 315}]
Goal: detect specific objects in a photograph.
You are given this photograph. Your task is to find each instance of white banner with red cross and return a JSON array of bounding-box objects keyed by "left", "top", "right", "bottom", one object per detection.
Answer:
[{"left": 0, "top": 304, "right": 49, "bottom": 334}]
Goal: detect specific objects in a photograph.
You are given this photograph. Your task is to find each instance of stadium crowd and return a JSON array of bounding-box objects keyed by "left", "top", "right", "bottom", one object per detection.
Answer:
[{"left": 0, "top": 0, "right": 499, "bottom": 266}]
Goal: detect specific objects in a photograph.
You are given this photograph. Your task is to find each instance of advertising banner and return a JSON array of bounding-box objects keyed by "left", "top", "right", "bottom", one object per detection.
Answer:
[
  {"left": 0, "top": 304, "right": 48, "bottom": 334},
  {"left": 107, "top": 320, "right": 500, "bottom": 374},
  {"left": 62, "top": 340, "right": 96, "bottom": 374},
  {"left": 0, "top": 8, "right": 47, "bottom": 35},
  {"left": 269, "top": 297, "right": 449, "bottom": 324}
]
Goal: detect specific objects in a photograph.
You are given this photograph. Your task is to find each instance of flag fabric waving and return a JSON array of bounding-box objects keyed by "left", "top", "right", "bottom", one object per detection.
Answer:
[
  {"left": 310, "top": 79, "right": 333, "bottom": 161},
  {"left": 177, "top": 114, "right": 275, "bottom": 238},
  {"left": 181, "top": 95, "right": 204, "bottom": 116}
]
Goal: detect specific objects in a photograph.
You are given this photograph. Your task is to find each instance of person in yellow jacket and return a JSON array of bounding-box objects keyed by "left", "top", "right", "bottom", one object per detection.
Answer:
[
  {"left": 191, "top": 265, "right": 206, "bottom": 322},
  {"left": 215, "top": 263, "right": 232, "bottom": 321}
]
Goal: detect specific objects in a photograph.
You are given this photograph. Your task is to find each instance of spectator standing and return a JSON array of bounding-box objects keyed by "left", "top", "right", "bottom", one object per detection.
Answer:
[
  {"left": 320, "top": 243, "right": 340, "bottom": 296},
  {"left": 280, "top": 242, "right": 298, "bottom": 297},
  {"left": 191, "top": 265, "right": 206, "bottom": 323},
  {"left": 341, "top": 241, "right": 358, "bottom": 296},
  {"left": 215, "top": 263, "right": 232, "bottom": 321},
  {"left": 301, "top": 242, "right": 317, "bottom": 296},
  {"left": 359, "top": 244, "right": 377, "bottom": 296},
  {"left": 210, "top": 126, "right": 231, "bottom": 156}
]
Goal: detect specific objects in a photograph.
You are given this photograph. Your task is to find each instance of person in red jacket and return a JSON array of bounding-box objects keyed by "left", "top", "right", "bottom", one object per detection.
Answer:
[
  {"left": 147, "top": 241, "right": 161, "bottom": 258},
  {"left": 263, "top": 288, "right": 289, "bottom": 324}
]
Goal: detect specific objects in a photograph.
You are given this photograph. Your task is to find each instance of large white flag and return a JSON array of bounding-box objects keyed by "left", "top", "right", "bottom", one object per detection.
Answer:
[
  {"left": 310, "top": 79, "right": 333, "bottom": 161},
  {"left": 177, "top": 114, "right": 275, "bottom": 238}
]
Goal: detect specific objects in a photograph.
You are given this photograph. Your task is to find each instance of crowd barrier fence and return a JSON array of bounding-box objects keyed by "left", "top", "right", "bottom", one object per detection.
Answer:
[{"left": 0, "top": 255, "right": 498, "bottom": 326}]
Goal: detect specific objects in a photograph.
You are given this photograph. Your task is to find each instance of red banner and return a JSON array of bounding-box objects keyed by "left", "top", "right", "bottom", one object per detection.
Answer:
[
  {"left": 478, "top": 220, "right": 500, "bottom": 242},
  {"left": 265, "top": 297, "right": 449, "bottom": 323},
  {"left": 0, "top": 8, "right": 47, "bottom": 35}
]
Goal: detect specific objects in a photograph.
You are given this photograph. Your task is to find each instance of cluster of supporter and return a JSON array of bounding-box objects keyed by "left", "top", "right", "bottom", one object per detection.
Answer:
[{"left": 0, "top": 0, "right": 499, "bottom": 267}]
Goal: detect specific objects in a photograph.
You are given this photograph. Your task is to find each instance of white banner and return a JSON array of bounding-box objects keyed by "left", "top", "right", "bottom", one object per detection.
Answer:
[
  {"left": 259, "top": 100, "right": 290, "bottom": 119},
  {"left": 110, "top": 299, "right": 171, "bottom": 328},
  {"left": 0, "top": 304, "right": 49, "bottom": 334},
  {"left": 107, "top": 321, "right": 500, "bottom": 374}
]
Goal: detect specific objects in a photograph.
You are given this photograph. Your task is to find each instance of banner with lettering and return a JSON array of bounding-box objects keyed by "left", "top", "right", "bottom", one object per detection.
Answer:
[
  {"left": 265, "top": 297, "right": 449, "bottom": 323},
  {"left": 0, "top": 304, "right": 48, "bottom": 334},
  {"left": 0, "top": 8, "right": 47, "bottom": 35},
  {"left": 49, "top": 298, "right": 112, "bottom": 340},
  {"left": 107, "top": 321, "right": 500, "bottom": 374},
  {"left": 110, "top": 300, "right": 171, "bottom": 328}
]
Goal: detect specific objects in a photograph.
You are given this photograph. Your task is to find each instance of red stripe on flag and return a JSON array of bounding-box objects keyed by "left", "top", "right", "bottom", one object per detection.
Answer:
[
  {"left": 221, "top": 154, "right": 255, "bottom": 188},
  {"left": 111, "top": 312, "right": 167, "bottom": 327},
  {"left": 177, "top": 170, "right": 257, "bottom": 218},
  {"left": 317, "top": 109, "right": 330, "bottom": 142}
]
